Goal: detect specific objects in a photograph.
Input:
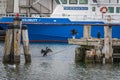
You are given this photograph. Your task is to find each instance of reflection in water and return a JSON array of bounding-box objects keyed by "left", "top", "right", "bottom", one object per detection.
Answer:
[
  {"left": 2, "top": 63, "right": 31, "bottom": 80},
  {"left": 0, "top": 42, "right": 120, "bottom": 80}
]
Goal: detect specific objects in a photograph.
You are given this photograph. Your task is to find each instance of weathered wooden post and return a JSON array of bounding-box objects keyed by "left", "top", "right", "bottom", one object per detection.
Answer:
[
  {"left": 104, "top": 25, "right": 113, "bottom": 63},
  {"left": 3, "top": 14, "right": 22, "bottom": 64},
  {"left": 12, "top": 15, "right": 22, "bottom": 64},
  {"left": 84, "top": 25, "right": 91, "bottom": 39},
  {"left": 75, "top": 24, "right": 91, "bottom": 63},
  {"left": 13, "top": 26, "right": 21, "bottom": 63},
  {"left": 3, "top": 25, "right": 13, "bottom": 63},
  {"left": 3, "top": 14, "right": 31, "bottom": 64},
  {"left": 75, "top": 46, "right": 86, "bottom": 62},
  {"left": 22, "top": 25, "right": 31, "bottom": 63}
]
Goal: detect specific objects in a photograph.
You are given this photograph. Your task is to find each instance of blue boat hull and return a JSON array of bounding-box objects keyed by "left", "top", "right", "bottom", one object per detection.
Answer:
[{"left": 0, "top": 17, "right": 120, "bottom": 42}]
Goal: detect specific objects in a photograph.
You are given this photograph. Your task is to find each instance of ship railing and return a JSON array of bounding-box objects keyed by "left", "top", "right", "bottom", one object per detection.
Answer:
[
  {"left": 90, "top": 0, "right": 120, "bottom": 5},
  {"left": 0, "top": 13, "right": 51, "bottom": 18},
  {"left": 0, "top": 13, "right": 120, "bottom": 22},
  {"left": 90, "top": 2, "right": 120, "bottom": 5},
  {"left": 0, "top": 13, "right": 28, "bottom": 17},
  {"left": 51, "top": 14, "right": 120, "bottom": 22}
]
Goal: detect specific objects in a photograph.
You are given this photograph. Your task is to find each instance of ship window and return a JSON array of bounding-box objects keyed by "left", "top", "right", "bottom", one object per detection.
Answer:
[
  {"left": 61, "top": 0, "right": 67, "bottom": 4},
  {"left": 79, "top": 0, "right": 88, "bottom": 4},
  {"left": 55, "top": 0, "right": 60, "bottom": 4},
  {"left": 69, "top": 0, "right": 77, "bottom": 4},
  {"left": 117, "top": 0, "right": 119, "bottom": 3},
  {"left": 108, "top": 7, "right": 114, "bottom": 13},
  {"left": 92, "top": 7, "right": 96, "bottom": 12},
  {"left": 93, "top": 0, "right": 97, "bottom": 3},
  {"left": 116, "top": 7, "right": 120, "bottom": 13}
]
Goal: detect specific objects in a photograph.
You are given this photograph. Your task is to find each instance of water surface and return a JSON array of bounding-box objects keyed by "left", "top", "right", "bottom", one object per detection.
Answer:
[{"left": 0, "top": 42, "right": 120, "bottom": 80}]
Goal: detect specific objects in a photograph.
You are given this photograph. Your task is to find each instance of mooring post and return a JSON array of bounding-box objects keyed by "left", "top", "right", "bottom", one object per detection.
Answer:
[
  {"left": 75, "top": 46, "right": 86, "bottom": 62},
  {"left": 13, "top": 13, "right": 22, "bottom": 27},
  {"left": 22, "top": 25, "right": 31, "bottom": 63},
  {"left": 13, "top": 25, "right": 21, "bottom": 63},
  {"left": 84, "top": 25, "right": 91, "bottom": 39},
  {"left": 104, "top": 25, "right": 113, "bottom": 63},
  {"left": 3, "top": 25, "right": 13, "bottom": 63},
  {"left": 75, "top": 47, "right": 81, "bottom": 62},
  {"left": 12, "top": 15, "right": 22, "bottom": 64}
]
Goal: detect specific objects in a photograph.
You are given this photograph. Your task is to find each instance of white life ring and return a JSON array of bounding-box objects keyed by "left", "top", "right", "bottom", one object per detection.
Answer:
[{"left": 100, "top": 6, "right": 108, "bottom": 14}]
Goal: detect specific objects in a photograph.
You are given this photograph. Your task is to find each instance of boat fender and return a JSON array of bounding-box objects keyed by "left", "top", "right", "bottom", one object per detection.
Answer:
[{"left": 100, "top": 6, "right": 108, "bottom": 14}]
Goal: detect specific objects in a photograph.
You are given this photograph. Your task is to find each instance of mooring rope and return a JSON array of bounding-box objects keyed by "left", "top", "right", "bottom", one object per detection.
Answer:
[
  {"left": 47, "top": 46, "right": 76, "bottom": 57},
  {"left": 31, "top": 46, "right": 75, "bottom": 57},
  {"left": 48, "top": 48, "right": 68, "bottom": 56}
]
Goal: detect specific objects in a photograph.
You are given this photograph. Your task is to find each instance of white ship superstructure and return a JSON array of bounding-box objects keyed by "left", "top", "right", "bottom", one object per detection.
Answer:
[
  {"left": 51, "top": 0, "right": 120, "bottom": 22},
  {"left": 0, "top": 0, "right": 120, "bottom": 22}
]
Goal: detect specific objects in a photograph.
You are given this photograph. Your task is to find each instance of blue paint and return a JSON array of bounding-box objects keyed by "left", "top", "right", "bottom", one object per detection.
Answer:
[{"left": 0, "top": 17, "right": 120, "bottom": 42}]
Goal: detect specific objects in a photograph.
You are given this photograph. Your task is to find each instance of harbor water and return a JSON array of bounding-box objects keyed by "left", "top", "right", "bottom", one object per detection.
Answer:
[{"left": 0, "top": 42, "right": 120, "bottom": 80}]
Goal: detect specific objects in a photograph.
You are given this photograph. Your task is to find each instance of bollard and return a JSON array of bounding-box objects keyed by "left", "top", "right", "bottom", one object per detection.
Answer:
[
  {"left": 22, "top": 25, "right": 31, "bottom": 63},
  {"left": 3, "top": 25, "right": 13, "bottom": 63}
]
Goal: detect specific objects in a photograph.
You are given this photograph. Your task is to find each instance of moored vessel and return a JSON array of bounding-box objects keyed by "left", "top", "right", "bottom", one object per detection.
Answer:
[{"left": 0, "top": 0, "right": 120, "bottom": 42}]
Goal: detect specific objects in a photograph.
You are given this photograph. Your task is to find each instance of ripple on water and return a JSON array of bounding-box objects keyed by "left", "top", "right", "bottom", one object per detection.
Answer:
[{"left": 0, "top": 42, "right": 120, "bottom": 80}]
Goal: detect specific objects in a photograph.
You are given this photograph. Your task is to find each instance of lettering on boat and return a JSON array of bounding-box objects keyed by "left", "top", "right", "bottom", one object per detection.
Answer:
[
  {"left": 22, "top": 19, "right": 38, "bottom": 22},
  {"left": 64, "top": 7, "right": 88, "bottom": 10}
]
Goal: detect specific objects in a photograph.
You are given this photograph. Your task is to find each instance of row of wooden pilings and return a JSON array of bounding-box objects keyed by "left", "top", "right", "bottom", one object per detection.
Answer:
[
  {"left": 84, "top": 24, "right": 113, "bottom": 62},
  {"left": 3, "top": 16, "right": 31, "bottom": 64},
  {"left": 75, "top": 24, "right": 115, "bottom": 64}
]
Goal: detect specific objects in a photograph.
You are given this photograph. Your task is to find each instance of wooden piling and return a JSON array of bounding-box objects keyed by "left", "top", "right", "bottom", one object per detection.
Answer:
[
  {"left": 104, "top": 25, "right": 113, "bottom": 63},
  {"left": 3, "top": 15, "right": 22, "bottom": 64},
  {"left": 75, "top": 47, "right": 86, "bottom": 62},
  {"left": 13, "top": 16, "right": 22, "bottom": 26},
  {"left": 3, "top": 25, "right": 13, "bottom": 63},
  {"left": 22, "top": 25, "right": 31, "bottom": 63},
  {"left": 84, "top": 25, "right": 91, "bottom": 39},
  {"left": 75, "top": 47, "right": 85, "bottom": 62},
  {"left": 12, "top": 15, "right": 22, "bottom": 64},
  {"left": 13, "top": 25, "right": 21, "bottom": 63}
]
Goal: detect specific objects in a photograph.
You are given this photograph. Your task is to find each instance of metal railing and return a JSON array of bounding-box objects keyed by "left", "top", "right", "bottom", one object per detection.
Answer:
[
  {"left": 51, "top": 14, "right": 120, "bottom": 22},
  {"left": 0, "top": 13, "right": 120, "bottom": 23}
]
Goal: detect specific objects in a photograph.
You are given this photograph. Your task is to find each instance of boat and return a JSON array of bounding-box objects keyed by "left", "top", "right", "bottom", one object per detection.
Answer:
[{"left": 0, "top": 0, "right": 120, "bottom": 42}]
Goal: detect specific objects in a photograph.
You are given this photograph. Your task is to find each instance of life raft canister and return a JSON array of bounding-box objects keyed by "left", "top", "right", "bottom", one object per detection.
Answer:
[{"left": 100, "top": 6, "right": 108, "bottom": 13}]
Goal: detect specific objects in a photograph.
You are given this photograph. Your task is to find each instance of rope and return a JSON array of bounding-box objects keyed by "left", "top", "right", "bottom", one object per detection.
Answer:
[
  {"left": 48, "top": 48, "right": 68, "bottom": 56},
  {"left": 32, "top": 46, "right": 75, "bottom": 57},
  {"left": 47, "top": 46, "right": 76, "bottom": 57}
]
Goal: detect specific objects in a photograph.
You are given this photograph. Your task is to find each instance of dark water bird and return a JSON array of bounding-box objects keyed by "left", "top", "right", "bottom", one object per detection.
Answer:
[
  {"left": 71, "top": 29, "right": 78, "bottom": 36},
  {"left": 41, "top": 47, "right": 52, "bottom": 56},
  {"left": 97, "top": 31, "right": 101, "bottom": 38}
]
